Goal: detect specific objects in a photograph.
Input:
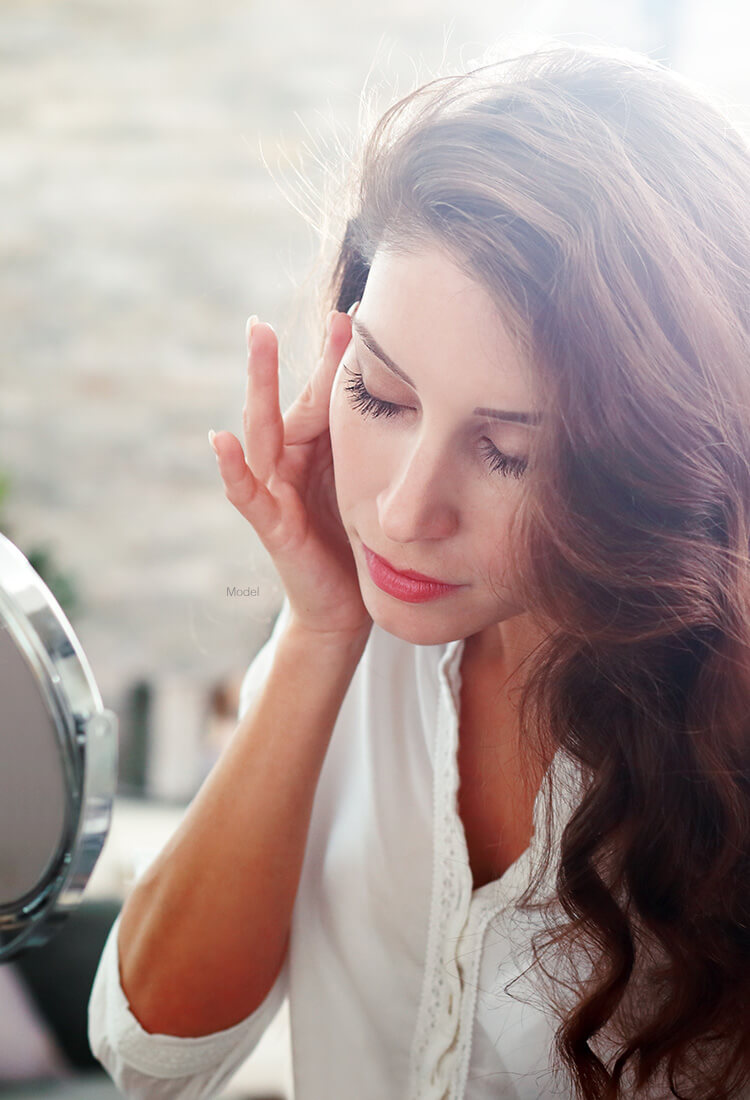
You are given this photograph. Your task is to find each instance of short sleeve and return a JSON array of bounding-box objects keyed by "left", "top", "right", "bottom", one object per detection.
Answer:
[{"left": 87, "top": 596, "right": 293, "bottom": 1099}]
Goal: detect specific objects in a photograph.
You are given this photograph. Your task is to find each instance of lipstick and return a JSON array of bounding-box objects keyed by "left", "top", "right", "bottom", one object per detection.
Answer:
[{"left": 362, "top": 544, "right": 463, "bottom": 603}]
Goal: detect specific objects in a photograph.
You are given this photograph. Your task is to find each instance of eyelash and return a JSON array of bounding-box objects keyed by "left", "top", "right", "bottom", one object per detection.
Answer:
[{"left": 342, "top": 365, "right": 528, "bottom": 479}]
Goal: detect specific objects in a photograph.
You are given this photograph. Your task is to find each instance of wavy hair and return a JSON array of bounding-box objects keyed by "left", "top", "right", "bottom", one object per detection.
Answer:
[{"left": 299, "top": 38, "right": 750, "bottom": 1099}]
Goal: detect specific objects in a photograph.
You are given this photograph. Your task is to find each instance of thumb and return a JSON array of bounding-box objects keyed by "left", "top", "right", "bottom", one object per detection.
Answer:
[{"left": 284, "top": 302, "right": 359, "bottom": 446}]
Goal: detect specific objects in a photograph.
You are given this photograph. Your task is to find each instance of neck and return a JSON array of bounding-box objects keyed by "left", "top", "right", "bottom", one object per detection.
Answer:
[{"left": 465, "top": 612, "right": 546, "bottom": 680}]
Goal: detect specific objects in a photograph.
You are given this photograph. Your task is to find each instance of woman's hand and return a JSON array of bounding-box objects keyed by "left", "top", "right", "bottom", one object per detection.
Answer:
[{"left": 210, "top": 306, "right": 372, "bottom": 645}]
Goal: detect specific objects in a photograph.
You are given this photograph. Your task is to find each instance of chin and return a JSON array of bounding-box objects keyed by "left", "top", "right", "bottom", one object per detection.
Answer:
[{"left": 364, "top": 601, "right": 469, "bottom": 648}]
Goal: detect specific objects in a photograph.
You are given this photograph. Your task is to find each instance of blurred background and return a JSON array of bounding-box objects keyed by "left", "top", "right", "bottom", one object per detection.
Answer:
[{"left": 1, "top": 0, "right": 748, "bottom": 1097}]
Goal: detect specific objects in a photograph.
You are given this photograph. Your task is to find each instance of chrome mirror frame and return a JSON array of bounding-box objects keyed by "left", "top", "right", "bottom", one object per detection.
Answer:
[{"left": 0, "top": 532, "right": 118, "bottom": 963}]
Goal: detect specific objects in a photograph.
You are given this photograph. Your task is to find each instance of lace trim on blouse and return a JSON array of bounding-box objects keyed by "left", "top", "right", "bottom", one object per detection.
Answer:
[
  {"left": 406, "top": 636, "right": 482, "bottom": 1099},
  {"left": 406, "top": 636, "right": 574, "bottom": 1100}
]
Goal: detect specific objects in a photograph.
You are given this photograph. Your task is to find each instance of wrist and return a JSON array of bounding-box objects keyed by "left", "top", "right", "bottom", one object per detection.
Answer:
[{"left": 285, "top": 617, "right": 373, "bottom": 656}]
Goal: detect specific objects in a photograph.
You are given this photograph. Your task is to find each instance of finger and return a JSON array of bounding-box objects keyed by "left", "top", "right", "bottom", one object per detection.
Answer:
[
  {"left": 243, "top": 321, "right": 285, "bottom": 484},
  {"left": 284, "top": 304, "right": 358, "bottom": 447},
  {"left": 212, "top": 429, "right": 283, "bottom": 534}
]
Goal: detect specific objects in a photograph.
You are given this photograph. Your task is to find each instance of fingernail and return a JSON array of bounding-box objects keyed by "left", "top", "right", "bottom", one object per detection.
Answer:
[
  {"left": 347, "top": 299, "right": 360, "bottom": 317},
  {"left": 208, "top": 428, "right": 219, "bottom": 456},
  {"left": 246, "top": 314, "right": 259, "bottom": 347},
  {"left": 325, "top": 309, "right": 336, "bottom": 334}
]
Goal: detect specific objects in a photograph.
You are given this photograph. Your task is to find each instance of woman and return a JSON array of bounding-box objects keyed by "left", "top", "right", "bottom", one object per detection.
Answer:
[{"left": 89, "top": 40, "right": 750, "bottom": 1099}]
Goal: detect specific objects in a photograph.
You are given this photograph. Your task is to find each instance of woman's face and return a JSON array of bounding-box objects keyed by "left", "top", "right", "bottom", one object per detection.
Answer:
[{"left": 328, "top": 243, "right": 541, "bottom": 648}]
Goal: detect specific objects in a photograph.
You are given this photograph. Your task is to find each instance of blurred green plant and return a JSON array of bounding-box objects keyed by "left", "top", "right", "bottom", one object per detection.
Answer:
[{"left": 0, "top": 468, "right": 81, "bottom": 619}]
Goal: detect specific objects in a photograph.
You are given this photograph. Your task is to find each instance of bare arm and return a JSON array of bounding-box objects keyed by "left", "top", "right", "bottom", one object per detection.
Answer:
[{"left": 115, "top": 618, "right": 370, "bottom": 1038}]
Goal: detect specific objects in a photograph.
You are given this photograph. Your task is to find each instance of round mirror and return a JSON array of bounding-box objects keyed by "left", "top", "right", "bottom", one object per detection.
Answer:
[{"left": 0, "top": 532, "right": 118, "bottom": 964}]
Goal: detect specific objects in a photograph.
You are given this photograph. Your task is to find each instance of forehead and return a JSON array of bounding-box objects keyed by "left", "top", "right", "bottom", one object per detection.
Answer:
[{"left": 359, "top": 245, "right": 537, "bottom": 409}]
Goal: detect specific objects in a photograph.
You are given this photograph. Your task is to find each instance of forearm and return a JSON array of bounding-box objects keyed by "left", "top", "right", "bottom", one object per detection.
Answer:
[{"left": 115, "top": 619, "right": 370, "bottom": 1037}]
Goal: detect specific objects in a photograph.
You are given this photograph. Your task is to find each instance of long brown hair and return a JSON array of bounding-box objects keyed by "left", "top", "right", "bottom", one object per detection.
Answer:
[{"left": 302, "top": 38, "right": 750, "bottom": 1098}]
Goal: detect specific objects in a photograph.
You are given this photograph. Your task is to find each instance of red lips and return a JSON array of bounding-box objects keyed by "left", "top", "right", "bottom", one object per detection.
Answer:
[{"left": 365, "top": 545, "right": 454, "bottom": 585}]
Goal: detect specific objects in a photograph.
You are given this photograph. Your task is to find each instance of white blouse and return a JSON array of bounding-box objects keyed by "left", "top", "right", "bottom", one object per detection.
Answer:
[{"left": 88, "top": 596, "right": 587, "bottom": 1099}]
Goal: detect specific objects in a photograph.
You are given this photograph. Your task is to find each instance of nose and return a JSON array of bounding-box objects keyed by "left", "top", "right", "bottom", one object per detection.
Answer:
[{"left": 376, "top": 437, "right": 460, "bottom": 543}]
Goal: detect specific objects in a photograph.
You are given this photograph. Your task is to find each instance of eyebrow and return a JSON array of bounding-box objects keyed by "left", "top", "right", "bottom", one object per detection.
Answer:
[{"left": 351, "top": 318, "right": 542, "bottom": 425}]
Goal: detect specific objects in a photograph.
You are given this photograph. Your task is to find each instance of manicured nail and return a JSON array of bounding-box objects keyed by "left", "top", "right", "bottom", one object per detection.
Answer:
[
  {"left": 208, "top": 428, "right": 219, "bottom": 456},
  {"left": 347, "top": 300, "right": 360, "bottom": 317},
  {"left": 325, "top": 309, "right": 336, "bottom": 333},
  {"left": 246, "top": 314, "right": 259, "bottom": 347}
]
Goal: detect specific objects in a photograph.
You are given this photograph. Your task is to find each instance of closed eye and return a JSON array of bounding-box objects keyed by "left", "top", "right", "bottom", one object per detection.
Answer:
[{"left": 342, "top": 365, "right": 527, "bottom": 479}]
